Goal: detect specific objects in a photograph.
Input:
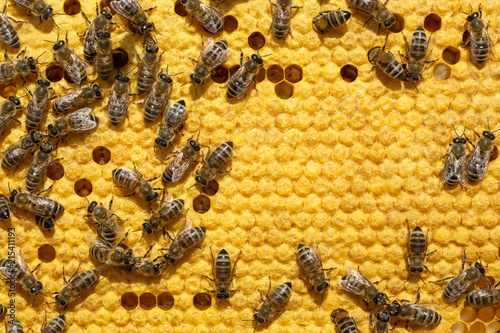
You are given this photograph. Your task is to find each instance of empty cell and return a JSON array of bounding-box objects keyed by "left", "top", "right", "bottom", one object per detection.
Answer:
[
  {"left": 211, "top": 66, "right": 229, "bottom": 84},
  {"left": 92, "top": 146, "right": 111, "bottom": 165},
  {"left": 451, "top": 322, "right": 468, "bottom": 333},
  {"left": 202, "top": 180, "right": 219, "bottom": 196},
  {"left": 193, "top": 293, "right": 211, "bottom": 310},
  {"left": 46, "top": 64, "right": 64, "bottom": 82},
  {"left": 256, "top": 67, "right": 266, "bottom": 82},
  {"left": 47, "top": 162, "right": 64, "bottom": 181},
  {"left": 275, "top": 81, "right": 293, "bottom": 99},
  {"left": 478, "top": 276, "right": 496, "bottom": 289},
  {"left": 174, "top": 0, "right": 188, "bottom": 17},
  {"left": 470, "top": 322, "right": 486, "bottom": 333},
  {"left": 63, "top": 0, "right": 81, "bottom": 15},
  {"left": 38, "top": 244, "right": 56, "bottom": 262},
  {"left": 267, "top": 65, "right": 284, "bottom": 83},
  {"left": 340, "top": 65, "right": 358, "bottom": 82},
  {"left": 487, "top": 320, "right": 500, "bottom": 333},
  {"left": 229, "top": 65, "right": 240, "bottom": 77},
  {"left": 285, "top": 65, "right": 302, "bottom": 83},
  {"left": 490, "top": 146, "right": 498, "bottom": 161},
  {"left": 478, "top": 307, "right": 495, "bottom": 322},
  {"left": 121, "top": 292, "right": 138, "bottom": 310},
  {"left": 193, "top": 195, "right": 210, "bottom": 214},
  {"left": 388, "top": 13, "right": 404, "bottom": 33},
  {"left": 63, "top": 71, "right": 75, "bottom": 84},
  {"left": 112, "top": 48, "right": 129, "bottom": 69},
  {"left": 424, "top": 13, "right": 442, "bottom": 32},
  {"left": 74, "top": 179, "right": 93, "bottom": 197},
  {"left": 223, "top": 15, "right": 238, "bottom": 33},
  {"left": 157, "top": 292, "right": 174, "bottom": 310},
  {"left": 462, "top": 31, "right": 471, "bottom": 46},
  {"left": 139, "top": 293, "right": 156, "bottom": 310},
  {"left": 433, "top": 63, "right": 451, "bottom": 81},
  {"left": 0, "top": 84, "right": 17, "bottom": 99},
  {"left": 248, "top": 32, "right": 266, "bottom": 50},
  {"left": 460, "top": 306, "right": 476, "bottom": 322},
  {"left": 443, "top": 47, "right": 461, "bottom": 65}
]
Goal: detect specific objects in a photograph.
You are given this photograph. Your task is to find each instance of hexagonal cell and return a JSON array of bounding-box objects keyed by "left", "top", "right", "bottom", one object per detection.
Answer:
[
  {"left": 267, "top": 65, "right": 284, "bottom": 83},
  {"left": 460, "top": 306, "right": 476, "bottom": 322},
  {"left": 285, "top": 65, "right": 302, "bottom": 83},
  {"left": 112, "top": 48, "right": 129, "bottom": 69},
  {"left": 0, "top": 84, "right": 17, "bottom": 99},
  {"left": 433, "top": 63, "right": 451, "bottom": 81},
  {"left": 470, "top": 322, "right": 486, "bottom": 333},
  {"left": 139, "top": 293, "right": 156, "bottom": 310},
  {"left": 462, "top": 31, "right": 471, "bottom": 46},
  {"left": 74, "top": 178, "right": 93, "bottom": 197},
  {"left": 248, "top": 32, "right": 266, "bottom": 50},
  {"left": 424, "top": 13, "right": 442, "bottom": 32},
  {"left": 491, "top": 146, "right": 498, "bottom": 161},
  {"left": 92, "top": 146, "right": 111, "bottom": 165},
  {"left": 46, "top": 64, "right": 64, "bottom": 82},
  {"left": 388, "top": 13, "right": 404, "bottom": 33},
  {"left": 63, "top": 70, "right": 75, "bottom": 84},
  {"left": 157, "top": 292, "right": 174, "bottom": 310},
  {"left": 478, "top": 276, "right": 496, "bottom": 289},
  {"left": 202, "top": 180, "right": 219, "bottom": 196},
  {"left": 211, "top": 65, "right": 229, "bottom": 84},
  {"left": 443, "top": 46, "right": 461, "bottom": 65},
  {"left": 38, "top": 244, "right": 56, "bottom": 262},
  {"left": 223, "top": 15, "right": 238, "bottom": 33},
  {"left": 47, "top": 162, "right": 64, "bottom": 181},
  {"left": 256, "top": 67, "right": 265, "bottom": 82},
  {"left": 121, "top": 292, "right": 138, "bottom": 310},
  {"left": 451, "top": 322, "right": 468, "bottom": 333},
  {"left": 193, "top": 195, "right": 210, "bottom": 214},
  {"left": 478, "top": 307, "right": 495, "bottom": 322},
  {"left": 63, "top": 0, "right": 81, "bottom": 15},
  {"left": 275, "top": 81, "right": 293, "bottom": 99},
  {"left": 174, "top": 0, "right": 188, "bottom": 17},
  {"left": 340, "top": 65, "right": 358, "bottom": 82},
  {"left": 193, "top": 293, "right": 211, "bottom": 310},
  {"left": 487, "top": 320, "right": 500, "bottom": 332},
  {"left": 229, "top": 65, "right": 240, "bottom": 77}
]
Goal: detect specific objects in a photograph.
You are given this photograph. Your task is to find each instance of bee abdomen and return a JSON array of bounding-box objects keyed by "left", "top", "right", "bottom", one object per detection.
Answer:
[
  {"left": 178, "top": 226, "right": 206, "bottom": 249},
  {"left": 413, "top": 308, "right": 442, "bottom": 325},
  {"left": 161, "top": 165, "right": 174, "bottom": 183},
  {"left": 0, "top": 20, "right": 20, "bottom": 49},
  {"left": 72, "top": 269, "right": 100, "bottom": 293},
  {"left": 26, "top": 167, "right": 46, "bottom": 192},
  {"left": 25, "top": 103, "right": 47, "bottom": 131},
  {"left": 208, "top": 141, "right": 233, "bottom": 170},
  {"left": 215, "top": 250, "right": 231, "bottom": 280},
  {"left": 2, "top": 147, "right": 27, "bottom": 169},
  {"left": 384, "top": 60, "right": 405, "bottom": 80},
  {"left": 137, "top": 68, "right": 155, "bottom": 94},
  {"left": 42, "top": 315, "right": 66, "bottom": 333},
  {"left": 108, "top": 95, "right": 128, "bottom": 126},
  {"left": 159, "top": 199, "right": 185, "bottom": 221},
  {"left": 226, "top": 71, "right": 251, "bottom": 99},
  {"left": 410, "top": 27, "right": 428, "bottom": 59},
  {"left": 297, "top": 244, "right": 320, "bottom": 274},
  {"left": 409, "top": 227, "right": 426, "bottom": 254},
  {"left": 471, "top": 36, "right": 490, "bottom": 63},
  {"left": 268, "top": 282, "right": 292, "bottom": 308}
]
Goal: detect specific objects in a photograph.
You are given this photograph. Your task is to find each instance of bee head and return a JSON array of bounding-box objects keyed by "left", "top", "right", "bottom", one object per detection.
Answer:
[
  {"left": 217, "top": 293, "right": 229, "bottom": 300},
  {"left": 163, "top": 254, "right": 176, "bottom": 265},
  {"left": 146, "top": 192, "right": 159, "bottom": 203},
  {"left": 93, "top": 84, "right": 103, "bottom": 98},
  {"left": 53, "top": 40, "right": 65, "bottom": 51},
  {"left": 96, "top": 31, "right": 110, "bottom": 39},
  {"left": 155, "top": 138, "right": 167, "bottom": 148},
  {"left": 387, "top": 300, "right": 401, "bottom": 316},
  {"left": 467, "top": 11, "right": 480, "bottom": 22},
  {"left": 181, "top": 0, "right": 188, "bottom": 4},
  {"left": 410, "top": 267, "right": 423, "bottom": 274},
  {"left": 317, "top": 281, "right": 330, "bottom": 292},
  {"left": 253, "top": 313, "right": 265, "bottom": 324},
  {"left": 47, "top": 124, "right": 58, "bottom": 138},
  {"left": 384, "top": 16, "right": 396, "bottom": 28},
  {"left": 195, "top": 176, "right": 207, "bottom": 187},
  {"left": 145, "top": 40, "right": 159, "bottom": 53},
  {"left": 251, "top": 54, "right": 263, "bottom": 65},
  {"left": 42, "top": 6, "right": 53, "bottom": 20},
  {"left": 190, "top": 74, "right": 202, "bottom": 85},
  {"left": 36, "top": 78, "right": 50, "bottom": 87},
  {"left": 0, "top": 208, "right": 9, "bottom": 220},
  {"left": 40, "top": 140, "right": 53, "bottom": 153},
  {"left": 159, "top": 73, "right": 173, "bottom": 84},
  {"left": 31, "top": 130, "right": 45, "bottom": 144},
  {"left": 8, "top": 95, "right": 21, "bottom": 106},
  {"left": 142, "top": 222, "right": 154, "bottom": 235},
  {"left": 453, "top": 137, "right": 467, "bottom": 144},
  {"left": 38, "top": 216, "right": 55, "bottom": 230},
  {"left": 115, "top": 75, "right": 129, "bottom": 83},
  {"left": 87, "top": 201, "right": 97, "bottom": 213},
  {"left": 141, "top": 23, "right": 154, "bottom": 34},
  {"left": 374, "top": 293, "right": 387, "bottom": 305},
  {"left": 27, "top": 57, "right": 38, "bottom": 71},
  {"left": 30, "top": 281, "right": 43, "bottom": 295},
  {"left": 405, "top": 73, "right": 420, "bottom": 82},
  {"left": 123, "top": 250, "right": 135, "bottom": 266},
  {"left": 55, "top": 295, "right": 67, "bottom": 307},
  {"left": 475, "top": 262, "right": 486, "bottom": 275},
  {"left": 153, "top": 262, "right": 163, "bottom": 275},
  {"left": 189, "top": 139, "right": 201, "bottom": 151},
  {"left": 100, "top": 10, "right": 113, "bottom": 20},
  {"left": 376, "top": 309, "right": 390, "bottom": 322},
  {"left": 483, "top": 131, "right": 495, "bottom": 141}
]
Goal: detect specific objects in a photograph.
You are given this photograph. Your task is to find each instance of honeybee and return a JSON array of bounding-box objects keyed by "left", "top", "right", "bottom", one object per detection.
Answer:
[
  {"left": 25, "top": 138, "right": 53, "bottom": 192},
  {"left": 181, "top": 0, "right": 224, "bottom": 34},
  {"left": 368, "top": 44, "right": 405, "bottom": 81},
  {"left": 401, "top": 26, "right": 436, "bottom": 89},
  {"left": 157, "top": 219, "right": 206, "bottom": 265},
  {"left": 387, "top": 292, "right": 442, "bottom": 327},
  {"left": 406, "top": 222, "right": 436, "bottom": 282},
  {"left": 338, "top": 267, "right": 389, "bottom": 309},
  {"left": 9, "top": 186, "right": 65, "bottom": 218},
  {"left": 48, "top": 108, "right": 99, "bottom": 140},
  {"left": 466, "top": 282, "right": 500, "bottom": 308},
  {"left": 112, "top": 166, "right": 159, "bottom": 203},
  {"left": 51, "top": 33, "right": 88, "bottom": 84},
  {"left": 0, "top": 303, "right": 5, "bottom": 317},
  {"left": 269, "top": 0, "right": 299, "bottom": 39},
  {"left": 190, "top": 37, "right": 230, "bottom": 90},
  {"left": 431, "top": 252, "right": 490, "bottom": 303},
  {"left": 0, "top": 195, "right": 11, "bottom": 219},
  {"left": 95, "top": 31, "right": 113, "bottom": 80},
  {"left": 11, "top": 0, "right": 54, "bottom": 24},
  {"left": 0, "top": 4, "right": 21, "bottom": 49},
  {"left": 0, "top": 251, "right": 43, "bottom": 300},
  {"left": 194, "top": 141, "right": 233, "bottom": 187},
  {"left": 331, "top": 309, "right": 358, "bottom": 333},
  {"left": 370, "top": 309, "right": 391, "bottom": 333},
  {"left": 204, "top": 248, "right": 241, "bottom": 306},
  {"left": 441, "top": 126, "right": 468, "bottom": 187},
  {"left": 0, "top": 95, "right": 22, "bottom": 134},
  {"left": 296, "top": 243, "right": 335, "bottom": 301},
  {"left": 36, "top": 215, "right": 55, "bottom": 230},
  {"left": 54, "top": 266, "right": 102, "bottom": 308},
  {"left": 53, "top": 83, "right": 103, "bottom": 115},
  {"left": 162, "top": 137, "right": 201, "bottom": 183},
  {"left": 0, "top": 49, "right": 40, "bottom": 84},
  {"left": 129, "top": 245, "right": 164, "bottom": 276},
  {"left": 107, "top": 74, "right": 131, "bottom": 126},
  {"left": 2, "top": 131, "right": 44, "bottom": 169},
  {"left": 347, "top": 0, "right": 395, "bottom": 33},
  {"left": 312, "top": 10, "right": 351, "bottom": 34},
  {"left": 25, "top": 78, "right": 53, "bottom": 131},
  {"left": 110, "top": 0, "right": 157, "bottom": 38},
  {"left": 81, "top": 6, "right": 115, "bottom": 61},
  {"left": 85, "top": 199, "right": 121, "bottom": 246},
  {"left": 143, "top": 69, "right": 173, "bottom": 123},
  {"left": 141, "top": 197, "right": 185, "bottom": 236},
  {"left": 251, "top": 279, "right": 292, "bottom": 329},
  {"left": 89, "top": 238, "right": 135, "bottom": 267},
  {"left": 155, "top": 100, "right": 188, "bottom": 148},
  {"left": 41, "top": 314, "right": 66, "bottom": 333},
  {"left": 460, "top": 4, "right": 492, "bottom": 64},
  {"left": 465, "top": 127, "right": 497, "bottom": 182},
  {"left": 6, "top": 319, "right": 24, "bottom": 333},
  {"left": 226, "top": 53, "right": 265, "bottom": 99},
  {"left": 136, "top": 39, "right": 161, "bottom": 94}
]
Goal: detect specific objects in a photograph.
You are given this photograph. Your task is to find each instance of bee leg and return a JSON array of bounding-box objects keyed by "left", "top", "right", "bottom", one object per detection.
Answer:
[
  {"left": 144, "top": 6, "right": 157, "bottom": 13},
  {"left": 258, "top": 290, "right": 266, "bottom": 302},
  {"left": 202, "top": 275, "right": 215, "bottom": 282},
  {"left": 31, "top": 262, "right": 41, "bottom": 273},
  {"left": 429, "top": 276, "right": 454, "bottom": 283},
  {"left": 3, "top": 50, "right": 11, "bottom": 63},
  {"left": 77, "top": 28, "right": 89, "bottom": 38},
  {"left": 398, "top": 51, "right": 408, "bottom": 61},
  {"left": 81, "top": 10, "right": 91, "bottom": 25},
  {"left": 426, "top": 249, "right": 437, "bottom": 257}
]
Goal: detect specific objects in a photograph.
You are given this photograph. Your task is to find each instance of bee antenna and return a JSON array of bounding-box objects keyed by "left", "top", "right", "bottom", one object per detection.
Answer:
[
  {"left": 36, "top": 50, "right": 47, "bottom": 62},
  {"left": 452, "top": 124, "right": 460, "bottom": 137},
  {"left": 43, "top": 39, "right": 55, "bottom": 44},
  {"left": 462, "top": 127, "right": 467, "bottom": 137},
  {"left": 260, "top": 54, "right": 272, "bottom": 58},
  {"left": 170, "top": 72, "right": 183, "bottom": 76},
  {"left": 487, "top": 117, "right": 490, "bottom": 131},
  {"left": 187, "top": 183, "right": 198, "bottom": 190},
  {"left": 180, "top": 81, "right": 190, "bottom": 87}
]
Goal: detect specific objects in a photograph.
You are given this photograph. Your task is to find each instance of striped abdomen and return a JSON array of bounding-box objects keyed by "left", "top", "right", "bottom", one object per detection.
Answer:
[
  {"left": 0, "top": 14, "right": 20, "bottom": 49},
  {"left": 2, "top": 145, "right": 29, "bottom": 169},
  {"left": 96, "top": 43, "right": 113, "bottom": 80},
  {"left": 0, "top": 62, "right": 14, "bottom": 81},
  {"left": 158, "top": 199, "right": 184, "bottom": 221},
  {"left": 466, "top": 289, "right": 500, "bottom": 308},
  {"left": 272, "top": 4, "right": 291, "bottom": 39},
  {"left": 226, "top": 68, "right": 255, "bottom": 99},
  {"left": 107, "top": 91, "right": 129, "bottom": 126},
  {"left": 405, "top": 306, "right": 442, "bottom": 326},
  {"left": 178, "top": 226, "right": 206, "bottom": 251},
  {"left": 443, "top": 274, "right": 472, "bottom": 302},
  {"left": 26, "top": 154, "right": 49, "bottom": 192},
  {"left": 27, "top": 196, "right": 64, "bottom": 216},
  {"left": 410, "top": 26, "right": 428, "bottom": 59},
  {"left": 0, "top": 197, "right": 9, "bottom": 219},
  {"left": 6, "top": 319, "right": 24, "bottom": 333},
  {"left": 408, "top": 227, "right": 426, "bottom": 255},
  {"left": 203, "top": 40, "right": 229, "bottom": 68},
  {"left": 25, "top": 97, "right": 49, "bottom": 131},
  {"left": 215, "top": 249, "right": 232, "bottom": 284},
  {"left": 466, "top": 151, "right": 490, "bottom": 182},
  {"left": 341, "top": 274, "right": 364, "bottom": 295},
  {"left": 470, "top": 35, "right": 490, "bottom": 64},
  {"left": 137, "top": 57, "right": 159, "bottom": 94},
  {"left": 312, "top": 10, "right": 351, "bottom": 34},
  {"left": 335, "top": 317, "right": 358, "bottom": 333},
  {"left": 297, "top": 244, "right": 322, "bottom": 276},
  {"left": 382, "top": 58, "right": 405, "bottom": 80},
  {"left": 42, "top": 315, "right": 66, "bottom": 333},
  {"left": 207, "top": 141, "right": 233, "bottom": 171},
  {"left": 60, "top": 269, "right": 100, "bottom": 303},
  {"left": 348, "top": 0, "right": 378, "bottom": 13},
  {"left": 441, "top": 158, "right": 465, "bottom": 186},
  {"left": 83, "top": 28, "right": 97, "bottom": 61},
  {"left": 97, "top": 223, "right": 117, "bottom": 246},
  {"left": 143, "top": 83, "right": 170, "bottom": 122},
  {"left": 257, "top": 282, "right": 292, "bottom": 321},
  {"left": 112, "top": 167, "right": 140, "bottom": 192}
]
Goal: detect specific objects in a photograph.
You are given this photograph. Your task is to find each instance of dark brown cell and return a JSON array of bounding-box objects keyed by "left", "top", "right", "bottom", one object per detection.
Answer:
[
  {"left": 202, "top": 180, "right": 219, "bottom": 196},
  {"left": 47, "top": 162, "right": 64, "bottom": 181},
  {"left": 388, "top": 13, "right": 404, "bottom": 33},
  {"left": 248, "top": 32, "right": 266, "bottom": 50},
  {"left": 74, "top": 178, "right": 93, "bottom": 197},
  {"left": 193, "top": 195, "right": 210, "bottom": 214},
  {"left": 275, "top": 81, "right": 293, "bottom": 99},
  {"left": 63, "top": 0, "right": 81, "bottom": 15},
  {"left": 157, "top": 292, "right": 175, "bottom": 310},
  {"left": 139, "top": 293, "right": 156, "bottom": 310},
  {"left": 112, "top": 48, "right": 129, "bottom": 69},
  {"left": 46, "top": 64, "right": 64, "bottom": 82},
  {"left": 478, "top": 276, "right": 496, "bottom": 289},
  {"left": 38, "top": 244, "right": 56, "bottom": 262},
  {"left": 442, "top": 46, "right": 461, "bottom": 65},
  {"left": 433, "top": 63, "right": 451, "bottom": 81},
  {"left": 229, "top": 65, "right": 240, "bottom": 77},
  {"left": 223, "top": 15, "right": 238, "bottom": 33},
  {"left": 63, "top": 70, "right": 75, "bottom": 84},
  {"left": 121, "top": 292, "right": 139, "bottom": 310},
  {"left": 340, "top": 65, "right": 358, "bottom": 82},
  {"left": 256, "top": 67, "right": 265, "bottom": 82},
  {"left": 193, "top": 293, "right": 211, "bottom": 310},
  {"left": 174, "top": 0, "right": 188, "bottom": 17},
  {"left": 462, "top": 31, "right": 471, "bottom": 46},
  {"left": 469, "top": 322, "right": 485, "bottom": 333},
  {"left": 285, "top": 65, "right": 302, "bottom": 83},
  {"left": 492, "top": 146, "right": 499, "bottom": 161},
  {"left": 267, "top": 65, "right": 284, "bottom": 83},
  {"left": 0, "top": 84, "right": 17, "bottom": 99},
  {"left": 424, "top": 13, "right": 442, "bottom": 32},
  {"left": 92, "top": 146, "right": 111, "bottom": 165},
  {"left": 211, "top": 65, "right": 229, "bottom": 84}
]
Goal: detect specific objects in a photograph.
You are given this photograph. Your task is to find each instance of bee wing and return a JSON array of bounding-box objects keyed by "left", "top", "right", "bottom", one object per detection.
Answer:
[
  {"left": 14, "top": 251, "right": 37, "bottom": 279},
  {"left": 172, "top": 218, "right": 192, "bottom": 241},
  {"left": 110, "top": 84, "right": 130, "bottom": 108},
  {"left": 11, "top": 0, "right": 31, "bottom": 8},
  {"left": 110, "top": 0, "right": 143, "bottom": 20},
  {"left": 338, "top": 267, "right": 373, "bottom": 294},
  {"left": 170, "top": 152, "right": 191, "bottom": 183},
  {"left": 55, "top": 89, "right": 84, "bottom": 113},
  {"left": 275, "top": 0, "right": 292, "bottom": 19},
  {"left": 58, "top": 52, "right": 88, "bottom": 85},
  {"left": 199, "top": 37, "right": 214, "bottom": 64},
  {"left": 67, "top": 108, "right": 98, "bottom": 132},
  {"left": 197, "top": 4, "right": 223, "bottom": 33}
]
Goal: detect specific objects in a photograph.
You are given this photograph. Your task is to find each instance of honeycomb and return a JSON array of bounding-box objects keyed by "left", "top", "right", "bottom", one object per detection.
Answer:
[{"left": 0, "top": 0, "right": 498, "bottom": 331}]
